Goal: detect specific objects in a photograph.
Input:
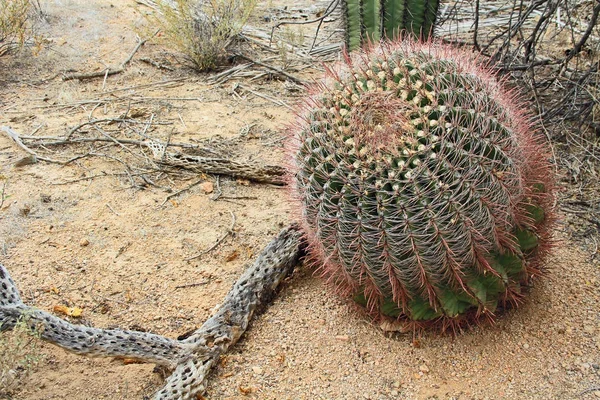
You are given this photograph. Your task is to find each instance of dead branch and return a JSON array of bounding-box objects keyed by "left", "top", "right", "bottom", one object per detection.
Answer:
[
  {"left": 234, "top": 53, "right": 306, "bottom": 85},
  {"left": 1, "top": 126, "right": 65, "bottom": 165},
  {"left": 155, "top": 151, "right": 287, "bottom": 184},
  {"left": 0, "top": 223, "right": 304, "bottom": 400},
  {"left": 160, "top": 178, "right": 206, "bottom": 206},
  {"left": 61, "top": 30, "right": 159, "bottom": 81},
  {"left": 9, "top": 119, "right": 287, "bottom": 186}
]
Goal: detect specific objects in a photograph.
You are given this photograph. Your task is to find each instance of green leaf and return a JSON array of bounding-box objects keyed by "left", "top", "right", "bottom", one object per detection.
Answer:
[
  {"left": 533, "top": 183, "right": 546, "bottom": 193},
  {"left": 487, "top": 255, "right": 509, "bottom": 283},
  {"left": 439, "top": 289, "right": 476, "bottom": 317},
  {"left": 515, "top": 228, "right": 539, "bottom": 251},
  {"left": 496, "top": 252, "right": 525, "bottom": 277},
  {"left": 353, "top": 291, "right": 368, "bottom": 306},
  {"left": 467, "top": 278, "right": 486, "bottom": 303},
  {"left": 408, "top": 296, "right": 442, "bottom": 320},
  {"left": 380, "top": 298, "right": 402, "bottom": 317},
  {"left": 525, "top": 203, "right": 545, "bottom": 224}
]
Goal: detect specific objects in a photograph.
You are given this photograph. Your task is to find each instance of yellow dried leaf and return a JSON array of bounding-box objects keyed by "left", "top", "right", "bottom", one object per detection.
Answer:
[
  {"left": 121, "top": 357, "right": 144, "bottom": 365},
  {"left": 225, "top": 250, "right": 239, "bottom": 262},
  {"left": 53, "top": 305, "right": 69, "bottom": 315},
  {"left": 53, "top": 305, "right": 83, "bottom": 317},
  {"left": 238, "top": 386, "right": 254, "bottom": 395},
  {"left": 69, "top": 307, "right": 83, "bottom": 317}
]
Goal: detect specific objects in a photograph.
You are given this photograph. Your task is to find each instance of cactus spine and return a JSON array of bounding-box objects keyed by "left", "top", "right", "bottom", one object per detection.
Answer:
[
  {"left": 289, "top": 40, "right": 555, "bottom": 331},
  {"left": 344, "top": 0, "right": 440, "bottom": 51}
]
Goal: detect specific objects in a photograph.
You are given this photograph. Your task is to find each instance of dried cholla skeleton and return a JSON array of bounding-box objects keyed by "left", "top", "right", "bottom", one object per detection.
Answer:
[{"left": 0, "top": 225, "right": 304, "bottom": 399}]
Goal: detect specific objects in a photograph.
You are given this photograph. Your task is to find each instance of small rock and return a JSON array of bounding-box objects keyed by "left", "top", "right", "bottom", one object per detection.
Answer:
[
  {"left": 80, "top": 238, "right": 90, "bottom": 247},
  {"left": 251, "top": 366, "right": 263, "bottom": 375},
  {"left": 419, "top": 364, "right": 430, "bottom": 373},
  {"left": 390, "top": 389, "right": 399, "bottom": 396},
  {"left": 594, "top": 390, "right": 600, "bottom": 398},
  {"left": 335, "top": 335, "right": 349, "bottom": 341},
  {"left": 523, "top": 343, "right": 530, "bottom": 350},
  {"left": 200, "top": 181, "right": 214, "bottom": 194}
]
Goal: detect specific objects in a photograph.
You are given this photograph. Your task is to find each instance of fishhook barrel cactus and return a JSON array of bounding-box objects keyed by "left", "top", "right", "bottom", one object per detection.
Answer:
[{"left": 288, "top": 40, "right": 555, "bottom": 331}]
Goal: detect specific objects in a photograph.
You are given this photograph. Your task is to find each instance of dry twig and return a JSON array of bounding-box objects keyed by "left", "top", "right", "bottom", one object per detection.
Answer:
[
  {"left": 185, "top": 211, "right": 236, "bottom": 261},
  {"left": 62, "top": 30, "right": 159, "bottom": 81}
]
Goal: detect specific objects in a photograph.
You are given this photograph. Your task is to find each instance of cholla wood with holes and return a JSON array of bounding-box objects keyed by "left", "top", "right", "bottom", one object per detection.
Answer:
[
  {"left": 0, "top": 224, "right": 304, "bottom": 400},
  {"left": 288, "top": 38, "right": 556, "bottom": 333}
]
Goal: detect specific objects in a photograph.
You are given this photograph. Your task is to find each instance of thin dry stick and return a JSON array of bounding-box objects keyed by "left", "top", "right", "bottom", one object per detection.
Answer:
[
  {"left": 0, "top": 180, "right": 7, "bottom": 209},
  {"left": 234, "top": 53, "right": 306, "bottom": 85},
  {"left": 236, "top": 83, "right": 291, "bottom": 109},
  {"left": 62, "top": 30, "right": 159, "bottom": 81},
  {"left": 160, "top": 178, "right": 205, "bottom": 207},
  {"left": 1, "top": 126, "right": 64, "bottom": 164},
  {"left": 185, "top": 211, "right": 236, "bottom": 261}
]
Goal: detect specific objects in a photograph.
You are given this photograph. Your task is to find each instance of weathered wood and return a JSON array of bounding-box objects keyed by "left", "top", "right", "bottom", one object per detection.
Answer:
[{"left": 0, "top": 224, "right": 305, "bottom": 399}]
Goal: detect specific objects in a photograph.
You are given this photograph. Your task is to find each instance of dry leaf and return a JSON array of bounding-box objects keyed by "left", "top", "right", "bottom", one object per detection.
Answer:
[
  {"left": 121, "top": 357, "right": 144, "bottom": 365},
  {"left": 170, "top": 199, "right": 179, "bottom": 207},
  {"left": 53, "top": 305, "right": 83, "bottom": 317},
  {"left": 379, "top": 319, "right": 410, "bottom": 333},
  {"left": 225, "top": 250, "right": 239, "bottom": 262},
  {"left": 238, "top": 386, "right": 254, "bottom": 395}
]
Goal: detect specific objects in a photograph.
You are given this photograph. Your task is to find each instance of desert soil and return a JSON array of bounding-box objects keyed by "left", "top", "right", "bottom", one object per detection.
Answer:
[{"left": 0, "top": 1, "right": 599, "bottom": 399}]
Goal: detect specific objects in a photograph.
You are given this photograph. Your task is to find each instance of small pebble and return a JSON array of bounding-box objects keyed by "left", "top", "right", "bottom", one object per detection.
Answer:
[
  {"left": 200, "top": 181, "right": 214, "bottom": 194},
  {"left": 419, "top": 364, "right": 430, "bottom": 373},
  {"left": 252, "top": 366, "right": 263, "bottom": 375},
  {"left": 80, "top": 238, "right": 90, "bottom": 247},
  {"left": 335, "top": 335, "right": 349, "bottom": 341}
]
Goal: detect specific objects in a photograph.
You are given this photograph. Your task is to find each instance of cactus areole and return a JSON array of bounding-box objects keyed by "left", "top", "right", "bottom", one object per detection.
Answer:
[{"left": 288, "top": 40, "right": 555, "bottom": 332}]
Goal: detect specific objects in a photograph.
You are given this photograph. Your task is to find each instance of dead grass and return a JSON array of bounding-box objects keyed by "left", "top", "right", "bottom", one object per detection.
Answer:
[
  {"left": 0, "top": 315, "right": 43, "bottom": 398},
  {"left": 153, "top": 0, "right": 256, "bottom": 71},
  {"left": 0, "top": 0, "right": 43, "bottom": 56}
]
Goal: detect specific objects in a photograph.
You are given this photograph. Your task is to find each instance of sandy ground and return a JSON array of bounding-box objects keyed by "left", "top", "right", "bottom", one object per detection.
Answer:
[{"left": 0, "top": 1, "right": 599, "bottom": 399}]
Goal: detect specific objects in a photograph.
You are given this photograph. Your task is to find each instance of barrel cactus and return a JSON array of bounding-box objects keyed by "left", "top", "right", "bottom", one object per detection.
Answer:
[{"left": 288, "top": 39, "right": 555, "bottom": 332}]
